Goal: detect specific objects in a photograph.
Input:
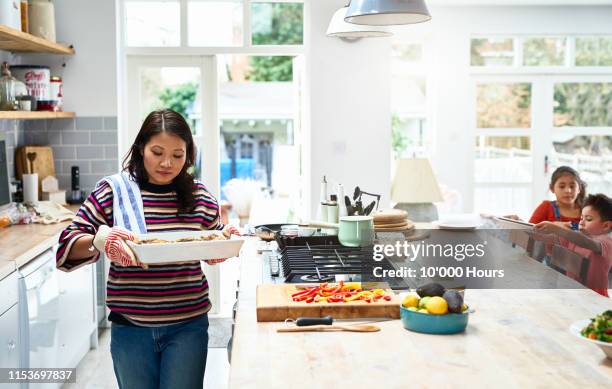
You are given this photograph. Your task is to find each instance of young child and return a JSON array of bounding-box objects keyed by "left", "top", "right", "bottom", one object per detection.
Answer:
[
  {"left": 529, "top": 166, "right": 585, "bottom": 230},
  {"left": 534, "top": 194, "right": 612, "bottom": 297}
]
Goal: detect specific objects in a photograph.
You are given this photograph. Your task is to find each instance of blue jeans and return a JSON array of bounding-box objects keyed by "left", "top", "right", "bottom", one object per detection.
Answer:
[{"left": 110, "top": 315, "right": 209, "bottom": 389}]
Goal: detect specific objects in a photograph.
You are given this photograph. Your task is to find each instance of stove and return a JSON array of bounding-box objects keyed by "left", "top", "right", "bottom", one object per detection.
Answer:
[{"left": 279, "top": 244, "right": 408, "bottom": 290}]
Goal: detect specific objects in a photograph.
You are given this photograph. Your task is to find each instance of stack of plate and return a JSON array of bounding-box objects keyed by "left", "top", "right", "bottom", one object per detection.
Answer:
[{"left": 372, "top": 209, "right": 414, "bottom": 231}]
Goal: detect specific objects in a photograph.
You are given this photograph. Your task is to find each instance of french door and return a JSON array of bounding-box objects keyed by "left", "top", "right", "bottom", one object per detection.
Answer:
[{"left": 470, "top": 74, "right": 612, "bottom": 218}]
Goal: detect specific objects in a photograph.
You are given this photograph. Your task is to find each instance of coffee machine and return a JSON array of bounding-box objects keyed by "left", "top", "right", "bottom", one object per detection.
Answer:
[{"left": 67, "top": 165, "right": 84, "bottom": 204}]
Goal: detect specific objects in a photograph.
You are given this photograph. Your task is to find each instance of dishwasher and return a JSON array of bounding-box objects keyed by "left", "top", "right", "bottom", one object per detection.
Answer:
[{"left": 18, "top": 249, "right": 61, "bottom": 389}]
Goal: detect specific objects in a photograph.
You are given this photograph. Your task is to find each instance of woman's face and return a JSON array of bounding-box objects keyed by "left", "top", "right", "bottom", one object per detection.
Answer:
[
  {"left": 141, "top": 132, "right": 187, "bottom": 185},
  {"left": 551, "top": 174, "right": 580, "bottom": 207}
]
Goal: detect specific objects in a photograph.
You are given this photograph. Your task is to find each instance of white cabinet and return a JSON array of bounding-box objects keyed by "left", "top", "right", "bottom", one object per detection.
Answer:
[
  {"left": 0, "top": 304, "right": 20, "bottom": 375},
  {"left": 57, "top": 264, "right": 95, "bottom": 369},
  {"left": 0, "top": 272, "right": 19, "bottom": 369},
  {"left": 18, "top": 247, "right": 96, "bottom": 385}
]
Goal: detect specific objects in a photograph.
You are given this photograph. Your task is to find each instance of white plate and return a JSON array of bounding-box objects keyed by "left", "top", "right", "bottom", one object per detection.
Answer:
[
  {"left": 569, "top": 319, "right": 612, "bottom": 359},
  {"left": 126, "top": 231, "right": 244, "bottom": 264},
  {"left": 433, "top": 221, "right": 480, "bottom": 230}
]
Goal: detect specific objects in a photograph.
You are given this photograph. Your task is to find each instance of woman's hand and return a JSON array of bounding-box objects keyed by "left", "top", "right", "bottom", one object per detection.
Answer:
[
  {"left": 222, "top": 225, "right": 240, "bottom": 238},
  {"left": 93, "top": 226, "right": 147, "bottom": 269}
]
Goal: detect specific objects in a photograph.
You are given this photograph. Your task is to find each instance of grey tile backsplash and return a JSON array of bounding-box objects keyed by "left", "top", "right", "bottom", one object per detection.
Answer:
[{"left": 2, "top": 116, "right": 119, "bottom": 196}]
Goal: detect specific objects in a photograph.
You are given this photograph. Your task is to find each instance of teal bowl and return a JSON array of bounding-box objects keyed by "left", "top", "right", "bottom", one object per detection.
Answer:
[{"left": 400, "top": 305, "right": 469, "bottom": 334}]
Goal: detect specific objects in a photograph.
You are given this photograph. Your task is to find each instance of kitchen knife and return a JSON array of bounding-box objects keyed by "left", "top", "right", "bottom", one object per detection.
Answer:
[{"left": 295, "top": 316, "right": 333, "bottom": 326}]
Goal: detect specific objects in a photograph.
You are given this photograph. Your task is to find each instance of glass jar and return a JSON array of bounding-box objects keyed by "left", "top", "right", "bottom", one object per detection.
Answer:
[{"left": 0, "top": 62, "right": 18, "bottom": 111}]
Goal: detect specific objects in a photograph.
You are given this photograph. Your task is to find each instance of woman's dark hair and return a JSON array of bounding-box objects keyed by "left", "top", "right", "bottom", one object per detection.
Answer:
[
  {"left": 123, "top": 109, "right": 196, "bottom": 214},
  {"left": 549, "top": 166, "right": 587, "bottom": 207},
  {"left": 584, "top": 194, "right": 612, "bottom": 222}
]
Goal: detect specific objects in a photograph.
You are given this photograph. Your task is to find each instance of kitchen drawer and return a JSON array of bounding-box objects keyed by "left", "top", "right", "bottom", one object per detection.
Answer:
[
  {"left": 0, "top": 271, "right": 18, "bottom": 315},
  {"left": 0, "top": 303, "right": 20, "bottom": 369}
]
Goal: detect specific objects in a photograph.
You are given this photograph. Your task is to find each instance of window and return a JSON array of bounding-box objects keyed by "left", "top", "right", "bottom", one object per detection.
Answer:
[
  {"left": 391, "top": 42, "right": 429, "bottom": 159},
  {"left": 471, "top": 37, "right": 514, "bottom": 66},
  {"left": 523, "top": 37, "right": 566, "bottom": 67},
  {"left": 550, "top": 135, "right": 612, "bottom": 195},
  {"left": 125, "top": 1, "right": 180, "bottom": 47},
  {"left": 553, "top": 83, "right": 612, "bottom": 127},
  {"left": 575, "top": 37, "right": 612, "bottom": 66},
  {"left": 251, "top": 1, "right": 304, "bottom": 45},
  {"left": 471, "top": 35, "right": 612, "bottom": 69},
  {"left": 188, "top": 1, "right": 243, "bottom": 47},
  {"left": 476, "top": 83, "right": 531, "bottom": 128},
  {"left": 124, "top": 0, "right": 304, "bottom": 48}
]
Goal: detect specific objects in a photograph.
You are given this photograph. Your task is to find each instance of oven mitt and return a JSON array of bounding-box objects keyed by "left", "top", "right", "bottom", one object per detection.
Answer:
[{"left": 93, "top": 225, "right": 147, "bottom": 269}]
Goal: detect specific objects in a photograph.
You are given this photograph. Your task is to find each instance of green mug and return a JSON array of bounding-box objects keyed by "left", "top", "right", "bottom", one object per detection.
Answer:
[{"left": 338, "top": 216, "right": 374, "bottom": 247}]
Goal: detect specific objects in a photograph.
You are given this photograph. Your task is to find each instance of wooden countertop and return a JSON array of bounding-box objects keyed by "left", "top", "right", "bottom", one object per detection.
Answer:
[
  {"left": 0, "top": 204, "right": 80, "bottom": 275},
  {"left": 228, "top": 239, "right": 612, "bottom": 388}
]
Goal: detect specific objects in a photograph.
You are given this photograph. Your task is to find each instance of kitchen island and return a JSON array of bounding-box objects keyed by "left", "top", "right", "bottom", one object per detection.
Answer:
[{"left": 228, "top": 237, "right": 612, "bottom": 388}]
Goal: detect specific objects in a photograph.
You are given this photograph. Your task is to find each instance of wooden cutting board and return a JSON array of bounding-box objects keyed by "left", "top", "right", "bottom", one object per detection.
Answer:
[
  {"left": 15, "top": 146, "right": 56, "bottom": 194},
  {"left": 373, "top": 209, "right": 408, "bottom": 224},
  {"left": 256, "top": 284, "right": 400, "bottom": 322}
]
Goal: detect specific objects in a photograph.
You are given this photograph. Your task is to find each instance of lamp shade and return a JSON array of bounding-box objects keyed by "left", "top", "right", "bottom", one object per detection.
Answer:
[
  {"left": 345, "top": 0, "right": 432, "bottom": 26},
  {"left": 391, "top": 158, "right": 443, "bottom": 203},
  {"left": 327, "top": 6, "right": 392, "bottom": 38}
]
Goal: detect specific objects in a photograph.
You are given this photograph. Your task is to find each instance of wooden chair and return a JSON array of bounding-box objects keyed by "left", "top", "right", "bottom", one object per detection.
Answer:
[
  {"left": 509, "top": 229, "right": 535, "bottom": 257},
  {"left": 551, "top": 244, "right": 590, "bottom": 285}
]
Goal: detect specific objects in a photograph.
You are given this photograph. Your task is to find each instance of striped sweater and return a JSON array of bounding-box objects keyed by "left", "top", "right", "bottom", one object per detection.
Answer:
[{"left": 56, "top": 179, "right": 223, "bottom": 326}]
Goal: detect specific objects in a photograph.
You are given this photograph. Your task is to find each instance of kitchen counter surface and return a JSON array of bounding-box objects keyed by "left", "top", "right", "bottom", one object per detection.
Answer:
[
  {"left": 228, "top": 237, "right": 612, "bottom": 388},
  {"left": 0, "top": 204, "right": 79, "bottom": 269},
  {"left": 0, "top": 259, "right": 15, "bottom": 281}
]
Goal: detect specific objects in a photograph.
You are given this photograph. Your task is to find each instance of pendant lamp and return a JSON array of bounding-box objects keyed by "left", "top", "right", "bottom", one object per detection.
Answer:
[
  {"left": 327, "top": 6, "right": 392, "bottom": 39},
  {"left": 345, "top": 0, "right": 431, "bottom": 26}
]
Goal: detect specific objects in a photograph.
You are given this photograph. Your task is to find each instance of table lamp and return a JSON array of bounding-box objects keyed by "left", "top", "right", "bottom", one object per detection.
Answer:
[{"left": 391, "top": 158, "right": 443, "bottom": 222}]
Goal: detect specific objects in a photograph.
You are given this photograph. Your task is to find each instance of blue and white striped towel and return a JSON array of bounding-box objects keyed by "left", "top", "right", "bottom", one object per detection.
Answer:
[{"left": 100, "top": 171, "right": 147, "bottom": 235}]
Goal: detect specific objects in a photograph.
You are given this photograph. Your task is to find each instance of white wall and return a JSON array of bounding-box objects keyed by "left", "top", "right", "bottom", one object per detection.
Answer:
[
  {"left": 386, "top": 5, "right": 612, "bottom": 213},
  {"left": 307, "top": 0, "right": 392, "bottom": 215},
  {"left": 19, "top": 0, "right": 117, "bottom": 117}
]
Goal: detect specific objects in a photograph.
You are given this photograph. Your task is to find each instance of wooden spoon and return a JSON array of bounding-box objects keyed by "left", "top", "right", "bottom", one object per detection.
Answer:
[
  {"left": 26, "top": 152, "right": 37, "bottom": 174},
  {"left": 277, "top": 324, "right": 380, "bottom": 333}
]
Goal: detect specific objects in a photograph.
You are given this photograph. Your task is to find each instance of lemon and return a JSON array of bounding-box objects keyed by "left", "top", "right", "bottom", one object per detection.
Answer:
[
  {"left": 402, "top": 294, "right": 420, "bottom": 309},
  {"left": 417, "top": 309, "right": 429, "bottom": 314},
  {"left": 461, "top": 304, "right": 468, "bottom": 312},
  {"left": 418, "top": 296, "right": 431, "bottom": 309},
  {"left": 425, "top": 296, "right": 449, "bottom": 315}
]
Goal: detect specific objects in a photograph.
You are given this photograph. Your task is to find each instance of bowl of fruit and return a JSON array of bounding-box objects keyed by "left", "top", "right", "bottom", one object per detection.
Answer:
[
  {"left": 400, "top": 283, "right": 471, "bottom": 335},
  {"left": 569, "top": 310, "right": 612, "bottom": 359}
]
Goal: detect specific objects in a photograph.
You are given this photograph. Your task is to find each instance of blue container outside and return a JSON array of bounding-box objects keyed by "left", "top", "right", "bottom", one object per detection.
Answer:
[{"left": 400, "top": 305, "right": 469, "bottom": 334}]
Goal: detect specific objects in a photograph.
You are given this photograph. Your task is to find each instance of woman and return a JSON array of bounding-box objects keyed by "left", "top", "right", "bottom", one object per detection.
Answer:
[{"left": 56, "top": 109, "right": 238, "bottom": 389}]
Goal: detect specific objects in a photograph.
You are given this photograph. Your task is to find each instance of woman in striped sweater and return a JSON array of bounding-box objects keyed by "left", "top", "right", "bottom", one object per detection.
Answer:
[{"left": 56, "top": 109, "right": 237, "bottom": 389}]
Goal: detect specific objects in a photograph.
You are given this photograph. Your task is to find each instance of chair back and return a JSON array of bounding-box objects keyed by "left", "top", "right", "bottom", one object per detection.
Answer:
[
  {"left": 551, "top": 244, "right": 590, "bottom": 284},
  {"left": 509, "top": 229, "right": 535, "bottom": 257}
]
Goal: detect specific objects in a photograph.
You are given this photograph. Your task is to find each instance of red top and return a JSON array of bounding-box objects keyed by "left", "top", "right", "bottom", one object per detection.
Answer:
[{"left": 529, "top": 201, "right": 581, "bottom": 224}]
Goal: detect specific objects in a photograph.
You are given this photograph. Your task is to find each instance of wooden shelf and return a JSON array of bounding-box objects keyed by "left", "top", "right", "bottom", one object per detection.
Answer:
[
  {"left": 0, "top": 25, "right": 74, "bottom": 55},
  {"left": 0, "top": 111, "right": 75, "bottom": 120}
]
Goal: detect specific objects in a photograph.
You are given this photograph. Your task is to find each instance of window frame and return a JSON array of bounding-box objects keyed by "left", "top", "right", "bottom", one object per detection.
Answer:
[{"left": 121, "top": 0, "right": 306, "bottom": 54}]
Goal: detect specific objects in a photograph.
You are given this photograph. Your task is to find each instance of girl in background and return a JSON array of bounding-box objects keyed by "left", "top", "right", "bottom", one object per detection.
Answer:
[{"left": 529, "top": 166, "right": 586, "bottom": 230}]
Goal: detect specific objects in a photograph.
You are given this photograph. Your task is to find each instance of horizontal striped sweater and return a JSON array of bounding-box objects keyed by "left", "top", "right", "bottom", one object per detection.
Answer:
[{"left": 56, "top": 179, "right": 223, "bottom": 326}]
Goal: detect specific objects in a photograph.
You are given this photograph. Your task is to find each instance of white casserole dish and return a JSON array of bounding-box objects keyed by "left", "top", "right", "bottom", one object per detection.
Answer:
[{"left": 126, "top": 231, "right": 244, "bottom": 264}]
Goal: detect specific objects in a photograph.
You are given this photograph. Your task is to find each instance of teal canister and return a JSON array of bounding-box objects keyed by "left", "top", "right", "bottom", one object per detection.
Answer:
[{"left": 338, "top": 216, "right": 374, "bottom": 247}]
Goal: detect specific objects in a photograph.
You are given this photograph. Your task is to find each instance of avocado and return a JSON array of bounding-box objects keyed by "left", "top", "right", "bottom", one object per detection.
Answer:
[
  {"left": 416, "top": 282, "right": 445, "bottom": 298},
  {"left": 443, "top": 290, "right": 464, "bottom": 313}
]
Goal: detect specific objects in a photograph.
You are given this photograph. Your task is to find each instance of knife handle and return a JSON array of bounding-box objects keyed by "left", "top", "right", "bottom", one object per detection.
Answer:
[{"left": 295, "top": 316, "right": 333, "bottom": 326}]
